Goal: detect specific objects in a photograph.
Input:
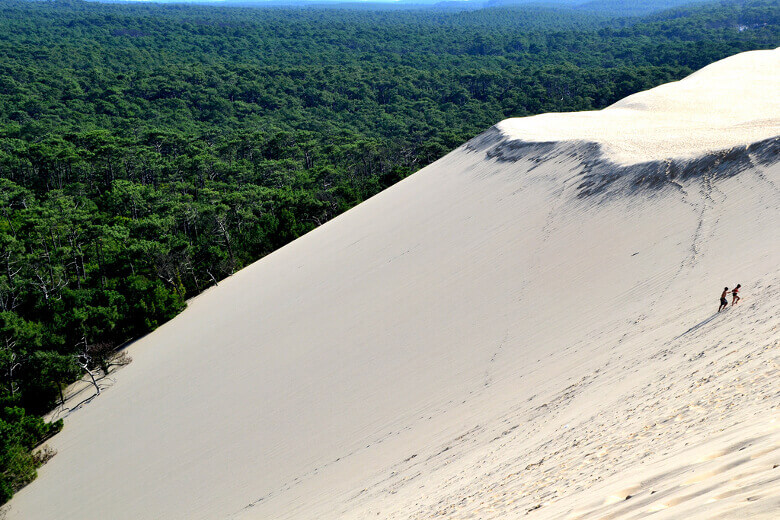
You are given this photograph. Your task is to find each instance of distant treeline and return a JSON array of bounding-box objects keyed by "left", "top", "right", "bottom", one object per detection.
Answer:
[{"left": 0, "top": 0, "right": 777, "bottom": 503}]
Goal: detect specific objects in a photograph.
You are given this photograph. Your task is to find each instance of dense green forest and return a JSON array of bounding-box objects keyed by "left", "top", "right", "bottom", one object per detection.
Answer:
[{"left": 0, "top": 0, "right": 777, "bottom": 502}]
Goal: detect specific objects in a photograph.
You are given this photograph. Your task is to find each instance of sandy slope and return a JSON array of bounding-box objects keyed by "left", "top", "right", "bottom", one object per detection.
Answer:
[
  {"left": 498, "top": 48, "right": 780, "bottom": 164},
  {"left": 4, "top": 49, "right": 779, "bottom": 520}
]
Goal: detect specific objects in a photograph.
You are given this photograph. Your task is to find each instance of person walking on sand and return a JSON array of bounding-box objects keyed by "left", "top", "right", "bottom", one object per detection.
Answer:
[
  {"left": 731, "top": 284, "right": 741, "bottom": 306},
  {"left": 719, "top": 287, "right": 729, "bottom": 312}
]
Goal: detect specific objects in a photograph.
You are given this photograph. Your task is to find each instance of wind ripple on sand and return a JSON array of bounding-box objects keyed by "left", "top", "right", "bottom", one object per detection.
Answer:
[{"left": 336, "top": 280, "right": 780, "bottom": 520}]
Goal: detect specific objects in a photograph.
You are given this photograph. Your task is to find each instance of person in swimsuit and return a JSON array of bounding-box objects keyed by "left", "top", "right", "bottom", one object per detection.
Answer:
[
  {"left": 719, "top": 287, "right": 729, "bottom": 312},
  {"left": 731, "top": 284, "right": 741, "bottom": 305}
]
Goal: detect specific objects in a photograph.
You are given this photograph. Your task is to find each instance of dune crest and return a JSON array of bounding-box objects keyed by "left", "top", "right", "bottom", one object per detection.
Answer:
[
  {"left": 497, "top": 48, "right": 780, "bottom": 165},
  {"left": 4, "top": 50, "right": 779, "bottom": 520}
]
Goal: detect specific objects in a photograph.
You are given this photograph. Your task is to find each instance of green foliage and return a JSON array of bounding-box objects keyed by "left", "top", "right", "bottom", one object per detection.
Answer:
[
  {"left": 0, "top": 406, "right": 62, "bottom": 503},
  {"left": 0, "top": 0, "right": 777, "bottom": 505}
]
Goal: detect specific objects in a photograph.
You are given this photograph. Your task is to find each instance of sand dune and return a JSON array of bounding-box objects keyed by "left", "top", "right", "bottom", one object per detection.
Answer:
[
  {"left": 498, "top": 48, "right": 780, "bottom": 164},
  {"left": 3, "top": 49, "right": 779, "bottom": 520}
]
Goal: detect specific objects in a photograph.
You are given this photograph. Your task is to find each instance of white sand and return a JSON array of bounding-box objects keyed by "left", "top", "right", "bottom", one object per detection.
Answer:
[
  {"left": 4, "top": 49, "right": 779, "bottom": 520},
  {"left": 498, "top": 48, "right": 780, "bottom": 164}
]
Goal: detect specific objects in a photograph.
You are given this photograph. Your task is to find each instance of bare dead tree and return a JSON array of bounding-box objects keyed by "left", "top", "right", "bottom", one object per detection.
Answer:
[
  {"left": 1, "top": 337, "right": 21, "bottom": 398},
  {"left": 86, "top": 340, "right": 131, "bottom": 375},
  {"left": 214, "top": 213, "right": 236, "bottom": 274},
  {"left": 77, "top": 340, "right": 100, "bottom": 396},
  {"left": 0, "top": 246, "right": 23, "bottom": 312}
]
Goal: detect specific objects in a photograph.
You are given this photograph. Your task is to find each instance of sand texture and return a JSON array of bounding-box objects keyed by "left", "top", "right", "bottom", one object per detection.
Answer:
[
  {"left": 498, "top": 48, "right": 780, "bottom": 164},
  {"left": 3, "top": 49, "right": 779, "bottom": 520}
]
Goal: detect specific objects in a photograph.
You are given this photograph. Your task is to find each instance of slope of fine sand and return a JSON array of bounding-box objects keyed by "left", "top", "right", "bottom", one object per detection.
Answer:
[
  {"left": 498, "top": 48, "right": 780, "bottom": 164},
  {"left": 4, "top": 49, "right": 779, "bottom": 520}
]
